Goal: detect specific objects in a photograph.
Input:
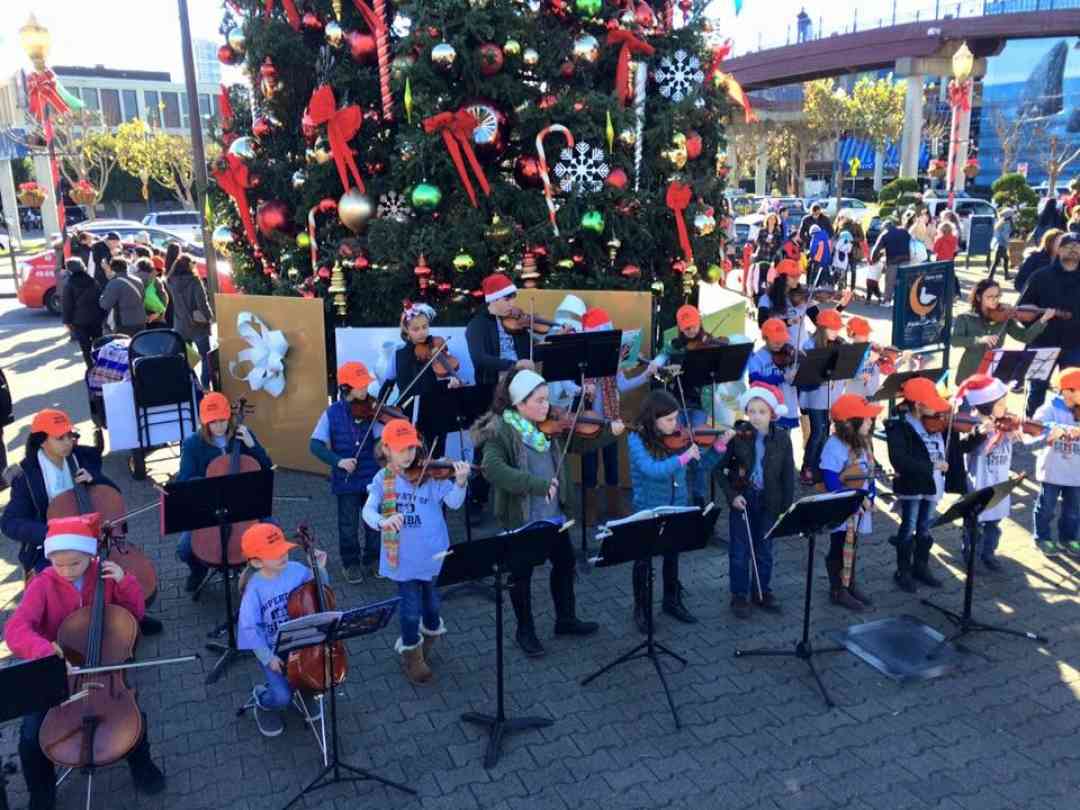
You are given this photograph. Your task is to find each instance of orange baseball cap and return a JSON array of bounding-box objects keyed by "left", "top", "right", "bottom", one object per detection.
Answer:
[
  {"left": 830, "top": 393, "right": 883, "bottom": 422},
  {"left": 775, "top": 258, "right": 802, "bottom": 278},
  {"left": 31, "top": 409, "right": 74, "bottom": 438},
  {"left": 815, "top": 309, "right": 843, "bottom": 330},
  {"left": 1056, "top": 368, "right": 1080, "bottom": 391},
  {"left": 338, "top": 361, "right": 373, "bottom": 391},
  {"left": 241, "top": 523, "right": 296, "bottom": 561},
  {"left": 382, "top": 419, "right": 421, "bottom": 452},
  {"left": 846, "top": 316, "right": 871, "bottom": 338},
  {"left": 199, "top": 392, "right": 231, "bottom": 425},
  {"left": 900, "top": 377, "right": 950, "bottom": 412},
  {"left": 761, "top": 317, "right": 788, "bottom": 343},
  {"left": 676, "top": 305, "right": 701, "bottom": 331}
]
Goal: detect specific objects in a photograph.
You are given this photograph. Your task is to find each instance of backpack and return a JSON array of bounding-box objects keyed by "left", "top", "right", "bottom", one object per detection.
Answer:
[{"left": 144, "top": 277, "right": 166, "bottom": 315}]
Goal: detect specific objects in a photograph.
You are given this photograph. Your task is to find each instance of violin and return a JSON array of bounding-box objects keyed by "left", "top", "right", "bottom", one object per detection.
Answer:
[
  {"left": 771, "top": 343, "right": 797, "bottom": 369},
  {"left": 951, "top": 413, "right": 1071, "bottom": 438},
  {"left": 685, "top": 331, "right": 730, "bottom": 351},
  {"left": 986, "top": 304, "right": 1071, "bottom": 324},
  {"left": 401, "top": 459, "right": 481, "bottom": 486},
  {"left": 350, "top": 398, "right": 409, "bottom": 424},
  {"left": 47, "top": 456, "right": 157, "bottom": 605},
  {"left": 537, "top": 406, "right": 614, "bottom": 438},
  {"left": 660, "top": 422, "right": 752, "bottom": 452},
  {"left": 39, "top": 530, "right": 143, "bottom": 771},
  {"left": 500, "top": 307, "right": 558, "bottom": 335},
  {"left": 191, "top": 398, "right": 259, "bottom": 567},
  {"left": 920, "top": 411, "right": 952, "bottom": 434},
  {"left": 286, "top": 525, "right": 347, "bottom": 693},
  {"left": 413, "top": 336, "right": 461, "bottom": 381}
]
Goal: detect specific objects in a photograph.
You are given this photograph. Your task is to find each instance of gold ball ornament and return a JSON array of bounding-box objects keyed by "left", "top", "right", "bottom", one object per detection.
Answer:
[
  {"left": 338, "top": 188, "right": 374, "bottom": 233},
  {"left": 452, "top": 253, "right": 475, "bottom": 272},
  {"left": 486, "top": 215, "right": 512, "bottom": 242},
  {"left": 618, "top": 128, "right": 637, "bottom": 148},
  {"left": 287, "top": 266, "right": 300, "bottom": 281},
  {"left": 306, "top": 138, "right": 332, "bottom": 165},
  {"left": 296, "top": 233, "right": 311, "bottom": 249},
  {"left": 228, "top": 136, "right": 257, "bottom": 161},
  {"left": 522, "top": 48, "right": 539, "bottom": 68},
  {"left": 211, "top": 225, "right": 235, "bottom": 255},
  {"left": 650, "top": 280, "right": 665, "bottom": 296},
  {"left": 431, "top": 42, "right": 458, "bottom": 71},
  {"left": 693, "top": 212, "right": 716, "bottom": 236},
  {"left": 572, "top": 34, "right": 600, "bottom": 64},
  {"left": 503, "top": 39, "right": 522, "bottom": 58},
  {"left": 325, "top": 21, "right": 345, "bottom": 48},
  {"left": 226, "top": 27, "right": 246, "bottom": 55}
]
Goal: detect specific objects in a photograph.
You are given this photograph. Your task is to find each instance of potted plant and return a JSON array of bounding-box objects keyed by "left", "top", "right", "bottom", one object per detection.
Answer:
[
  {"left": 70, "top": 180, "right": 97, "bottom": 207},
  {"left": 963, "top": 158, "right": 980, "bottom": 178},
  {"left": 928, "top": 159, "right": 947, "bottom": 180},
  {"left": 17, "top": 181, "right": 46, "bottom": 207}
]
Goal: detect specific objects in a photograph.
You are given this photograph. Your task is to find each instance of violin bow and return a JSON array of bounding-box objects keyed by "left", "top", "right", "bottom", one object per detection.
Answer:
[
  {"left": 349, "top": 386, "right": 395, "bottom": 476},
  {"left": 550, "top": 393, "right": 589, "bottom": 495},
  {"left": 741, "top": 508, "right": 764, "bottom": 603},
  {"left": 790, "top": 265, "right": 822, "bottom": 379},
  {"left": 672, "top": 373, "right": 698, "bottom": 445},
  {"left": 529, "top": 298, "right": 536, "bottom": 364}
]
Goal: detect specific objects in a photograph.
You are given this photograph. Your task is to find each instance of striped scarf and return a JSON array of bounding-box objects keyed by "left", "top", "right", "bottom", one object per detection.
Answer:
[
  {"left": 842, "top": 448, "right": 875, "bottom": 588},
  {"left": 380, "top": 468, "right": 400, "bottom": 570},
  {"left": 586, "top": 374, "right": 620, "bottom": 420}
]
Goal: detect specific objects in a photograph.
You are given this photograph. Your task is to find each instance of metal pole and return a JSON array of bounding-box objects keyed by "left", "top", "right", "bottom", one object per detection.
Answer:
[
  {"left": 177, "top": 0, "right": 219, "bottom": 299},
  {"left": 45, "top": 104, "right": 67, "bottom": 277}
]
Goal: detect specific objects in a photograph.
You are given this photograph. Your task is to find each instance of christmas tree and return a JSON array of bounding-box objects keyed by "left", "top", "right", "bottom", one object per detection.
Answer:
[{"left": 210, "top": 0, "right": 741, "bottom": 327}]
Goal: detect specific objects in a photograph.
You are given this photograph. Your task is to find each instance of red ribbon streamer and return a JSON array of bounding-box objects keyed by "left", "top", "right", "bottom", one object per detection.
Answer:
[
  {"left": 948, "top": 79, "right": 970, "bottom": 112},
  {"left": 212, "top": 153, "right": 258, "bottom": 249},
  {"left": 219, "top": 85, "right": 234, "bottom": 131},
  {"left": 265, "top": 0, "right": 301, "bottom": 30},
  {"left": 423, "top": 112, "right": 490, "bottom": 208},
  {"left": 607, "top": 30, "right": 654, "bottom": 106},
  {"left": 307, "top": 85, "right": 365, "bottom": 193},
  {"left": 666, "top": 182, "right": 694, "bottom": 263}
]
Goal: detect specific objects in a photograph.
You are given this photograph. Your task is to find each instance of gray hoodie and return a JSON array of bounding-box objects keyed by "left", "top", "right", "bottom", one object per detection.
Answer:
[{"left": 98, "top": 271, "right": 145, "bottom": 331}]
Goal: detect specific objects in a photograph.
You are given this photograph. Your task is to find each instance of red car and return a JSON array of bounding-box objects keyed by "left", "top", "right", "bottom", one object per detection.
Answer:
[{"left": 17, "top": 232, "right": 235, "bottom": 315}]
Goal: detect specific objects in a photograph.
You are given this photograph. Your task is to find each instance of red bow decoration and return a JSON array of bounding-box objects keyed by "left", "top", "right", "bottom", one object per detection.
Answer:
[
  {"left": 265, "top": 0, "right": 301, "bottom": 30},
  {"left": 307, "top": 85, "right": 365, "bottom": 193},
  {"left": 351, "top": 0, "right": 387, "bottom": 34},
  {"left": 26, "top": 70, "right": 71, "bottom": 123},
  {"left": 422, "top": 112, "right": 491, "bottom": 208},
  {"left": 607, "top": 30, "right": 654, "bottom": 106},
  {"left": 212, "top": 153, "right": 257, "bottom": 249},
  {"left": 704, "top": 40, "right": 732, "bottom": 85},
  {"left": 219, "top": 85, "right": 234, "bottom": 132},
  {"left": 665, "top": 182, "right": 694, "bottom": 263},
  {"left": 948, "top": 79, "right": 971, "bottom": 112}
]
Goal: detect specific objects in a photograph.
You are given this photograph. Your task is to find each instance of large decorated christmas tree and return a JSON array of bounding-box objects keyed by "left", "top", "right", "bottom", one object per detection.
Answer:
[{"left": 210, "top": 0, "right": 743, "bottom": 327}]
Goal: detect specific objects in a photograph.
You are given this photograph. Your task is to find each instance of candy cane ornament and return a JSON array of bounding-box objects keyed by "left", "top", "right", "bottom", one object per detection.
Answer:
[{"left": 536, "top": 125, "right": 574, "bottom": 236}]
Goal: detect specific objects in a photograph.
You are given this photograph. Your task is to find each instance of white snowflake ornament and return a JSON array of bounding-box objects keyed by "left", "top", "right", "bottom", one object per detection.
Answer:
[
  {"left": 554, "top": 141, "right": 609, "bottom": 194},
  {"left": 655, "top": 49, "right": 704, "bottom": 103},
  {"left": 377, "top": 191, "right": 412, "bottom": 223}
]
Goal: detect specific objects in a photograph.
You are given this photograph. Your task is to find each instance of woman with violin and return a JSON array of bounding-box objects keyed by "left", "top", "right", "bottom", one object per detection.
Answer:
[
  {"left": 176, "top": 393, "right": 272, "bottom": 592},
  {"left": 309, "top": 361, "right": 384, "bottom": 584},
  {"left": 361, "top": 420, "right": 470, "bottom": 685},
  {"left": 952, "top": 279, "right": 1055, "bottom": 383},
  {"left": 236, "top": 522, "right": 328, "bottom": 737},
  {"left": 470, "top": 369, "right": 624, "bottom": 658},
  {"left": 5, "top": 513, "right": 166, "bottom": 809},
  {"left": 627, "top": 390, "right": 733, "bottom": 631}
]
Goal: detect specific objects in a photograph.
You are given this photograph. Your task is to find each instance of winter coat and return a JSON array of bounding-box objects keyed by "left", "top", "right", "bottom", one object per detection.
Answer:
[
  {"left": 717, "top": 422, "right": 795, "bottom": 521},
  {"left": 1017, "top": 260, "right": 1080, "bottom": 357},
  {"left": 176, "top": 430, "right": 272, "bottom": 482},
  {"left": 1, "top": 446, "right": 115, "bottom": 573},
  {"left": 61, "top": 269, "right": 105, "bottom": 329},
  {"left": 871, "top": 225, "right": 912, "bottom": 264},
  {"left": 753, "top": 227, "right": 784, "bottom": 264},
  {"left": 798, "top": 212, "right": 833, "bottom": 244},
  {"left": 1014, "top": 248, "right": 1053, "bottom": 293},
  {"left": 471, "top": 411, "right": 615, "bottom": 530},
  {"left": 951, "top": 311, "right": 1047, "bottom": 383},
  {"left": 627, "top": 432, "right": 722, "bottom": 511},
  {"left": 4, "top": 561, "right": 145, "bottom": 661},
  {"left": 884, "top": 415, "right": 969, "bottom": 497},
  {"left": 1031, "top": 199, "right": 1065, "bottom": 244},
  {"left": 167, "top": 264, "right": 213, "bottom": 340},
  {"left": 98, "top": 271, "right": 146, "bottom": 331},
  {"left": 465, "top": 311, "right": 533, "bottom": 387},
  {"left": 808, "top": 227, "right": 832, "bottom": 267}
]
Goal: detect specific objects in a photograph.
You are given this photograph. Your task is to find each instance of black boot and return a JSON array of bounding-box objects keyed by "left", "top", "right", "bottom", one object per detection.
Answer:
[
  {"left": 662, "top": 581, "right": 698, "bottom": 623},
  {"left": 912, "top": 534, "right": 942, "bottom": 588},
  {"left": 826, "top": 557, "right": 863, "bottom": 611},
  {"left": 508, "top": 577, "right": 545, "bottom": 657},
  {"left": 551, "top": 567, "right": 599, "bottom": 636},
  {"left": 20, "top": 735, "right": 56, "bottom": 810},
  {"left": 631, "top": 561, "right": 649, "bottom": 634},
  {"left": 894, "top": 542, "right": 916, "bottom": 593},
  {"left": 127, "top": 736, "right": 166, "bottom": 795}
]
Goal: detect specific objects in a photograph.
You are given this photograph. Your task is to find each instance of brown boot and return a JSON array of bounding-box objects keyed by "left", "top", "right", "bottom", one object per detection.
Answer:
[
  {"left": 420, "top": 619, "right": 445, "bottom": 661},
  {"left": 826, "top": 558, "right": 863, "bottom": 611},
  {"left": 604, "top": 486, "right": 625, "bottom": 521},
  {"left": 397, "top": 640, "right": 433, "bottom": 685}
]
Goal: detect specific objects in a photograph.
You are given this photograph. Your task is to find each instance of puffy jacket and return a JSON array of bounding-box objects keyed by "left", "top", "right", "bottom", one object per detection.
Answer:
[
  {"left": 808, "top": 227, "right": 832, "bottom": 267},
  {"left": 465, "top": 311, "right": 533, "bottom": 387},
  {"left": 717, "top": 422, "right": 795, "bottom": 520},
  {"left": 176, "top": 430, "right": 272, "bottom": 482},
  {"left": 1017, "top": 260, "right": 1080, "bottom": 356},
  {"left": 167, "top": 265, "right": 213, "bottom": 340},
  {"left": 61, "top": 270, "right": 105, "bottom": 328},
  {"left": 884, "top": 414, "right": 969, "bottom": 497},
  {"left": 627, "top": 432, "right": 722, "bottom": 511}
]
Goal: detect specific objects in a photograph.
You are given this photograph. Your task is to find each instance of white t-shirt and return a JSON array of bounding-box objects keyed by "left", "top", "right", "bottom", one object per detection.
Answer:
[
  {"left": 965, "top": 432, "right": 1014, "bottom": 523},
  {"left": 819, "top": 437, "right": 874, "bottom": 534}
]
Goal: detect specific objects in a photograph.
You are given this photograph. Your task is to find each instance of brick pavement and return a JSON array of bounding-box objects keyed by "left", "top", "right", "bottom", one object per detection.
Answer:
[{"left": 1, "top": 280, "right": 1079, "bottom": 810}]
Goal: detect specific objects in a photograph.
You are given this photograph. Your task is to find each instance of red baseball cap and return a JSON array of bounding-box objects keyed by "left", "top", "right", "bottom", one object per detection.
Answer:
[
  {"left": 775, "top": 258, "right": 802, "bottom": 279},
  {"left": 241, "top": 523, "right": 296, "bottom": 561},
  {"left": 676, "top": 305, "right": 701, "bottom": 331},
  {"left": 900, "top": 377, "right": 950, "bottom": 412},
  {"left": 31, "top": 409, "right": 74, "bottom": 438},
  {"left": 1057, "top": 368, "right": 1080, "bottom": 391},
  {"left": 199, "top": 392, "right": 231, "bottom": 425},
  {"left": 845, "top": 316, "right": 871, "bottom": 338},
  {"left": 815, "top": 309, "right": 843, "bottom": 330},
  {"left": 761, "top": 318, "right": 788, "bottom": 343},
  {"left": 338, "top": 361, "right": 373, "bottom": 391},
  {"left": 381, "top": 419, "right": 422, "bottom": 452},
  {"left": 830, "top": 394, "right": 883, "bottom": 422}
]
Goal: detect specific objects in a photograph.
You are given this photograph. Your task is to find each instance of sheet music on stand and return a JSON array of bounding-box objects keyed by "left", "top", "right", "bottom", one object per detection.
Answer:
[
  {"left": 980, "top": 347, "right": 1060, "bottom": 384},
  {"left": 597, "top": 505, "right": 705, "bottom": 536}
]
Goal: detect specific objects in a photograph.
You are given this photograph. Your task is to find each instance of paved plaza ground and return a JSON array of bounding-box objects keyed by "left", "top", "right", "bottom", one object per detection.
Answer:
[{"left": 0, "top": 267, "right": 1078, "bottom": 810}]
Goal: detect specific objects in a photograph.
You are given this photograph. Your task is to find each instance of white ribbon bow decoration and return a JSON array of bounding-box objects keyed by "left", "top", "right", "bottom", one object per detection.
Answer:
[{"left": 228, "top": 311, "right": 289, "bottom": 398}]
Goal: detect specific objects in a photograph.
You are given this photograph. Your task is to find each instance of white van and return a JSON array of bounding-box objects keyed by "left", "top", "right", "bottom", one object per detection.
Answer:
[{"left": 141, "top": 210, "right": 202, "bottom": 243}]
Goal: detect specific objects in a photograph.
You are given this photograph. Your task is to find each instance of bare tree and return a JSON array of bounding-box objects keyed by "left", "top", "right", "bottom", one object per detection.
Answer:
[
  {"left": 1031, "top": 124, "right": 1080, "bottom": 192},
  {"left": 990, "top": 108, "right": 1035, "bottom": 177}
]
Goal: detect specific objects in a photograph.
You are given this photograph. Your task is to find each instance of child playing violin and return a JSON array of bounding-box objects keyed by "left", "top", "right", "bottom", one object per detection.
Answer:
[
  {"left": 798, "top": 309, "right": 848, "bottom": 485},
  {"left": 819, "top": 394, "right": 882, "bottom": 610},
  {"left": 718, "top": 382, "right": 796, "bottom": 618},
  {"left": 627, "top": 390, "right": 731, "bottom": 631},
  {"left": 176, "top": 393, "right": 272, "bottom": 592},
  {"left": 747, "top": 318, "right": 800, "bottom": 432},
  {"left": 309, "top": 362, "right": 383, "bottom": 584},
  {"left": 236, "top": 523, "right": 328, "bottom": 738},
  {"left": 395, "top": 302, "right": 462, "bottom": 458},
  {"left": 362, "top": 420, "right": 470, "bottom": 685},
  {"left": 952, "top": 279, "right": 1053, "bottom": 383},
  {"left": 5, "top": 514, "right": 165, "bottom": 809},
  {"left": 1027, "top": 368, "right": 1080, "bottom": 557},
  {"left": 470, "top": 369, "right": 624, "bottom": 657}
]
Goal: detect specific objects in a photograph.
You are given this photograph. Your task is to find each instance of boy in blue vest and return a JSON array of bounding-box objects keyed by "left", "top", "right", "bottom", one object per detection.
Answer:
[{"left": 309, "top": 361, "right": 382, "bottom": 584}]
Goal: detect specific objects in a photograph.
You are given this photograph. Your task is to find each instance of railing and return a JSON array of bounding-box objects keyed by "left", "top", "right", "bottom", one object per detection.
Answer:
[{"left": 730, "top": 0, "right": 1080, "bottom": 57}]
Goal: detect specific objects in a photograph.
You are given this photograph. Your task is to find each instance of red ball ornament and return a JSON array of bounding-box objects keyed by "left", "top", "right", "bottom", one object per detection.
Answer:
[
  {"left": 252, "top": 117, "right": 274, "bottom": 139},
  {"left": 672, "top": 259, "right": 687, "bottom": 275},
  {"left": 635, "top": 1, "right": 656, "bottom": 26},
  {"left": 538, "top": 94, "right": 558, "bottom": 110},
  {"left": 217, "top": 44, "right": 238, "bottom": 65},
  {"left": 573, "top": 100, "right": 586, "bottom": 112},
  {"left": 606, "top": 167, "right": 628, "bottom": 189},
  {"left": 621, "top": 264, "right": 642, "bottom": 279},
  {"left": 365, "top": 160, "right": 386, "bottom": 175},
  {"left": 679, "top": 0, "right": 691, "bottom": 10},
  {"left": 559, "top": 61, "right": 574, "bottom": 79},
  {"left": 301, "top": 109, "right": 317, "bottom": 144},
  {"left": 348, "top": 31, "right": 377, "bottom": 64},
  {"left": 301, "top": 12, "right": 323, "bottom": 31},
  {"left": 478, "top": 43, "right": 504, "bottom": 77},
  {"left": 256, "top": 200, "right": 292, "bottom": 239},
  {"left": 317, "top": 198, "right": 338, "bottom": 215},
  {"left": 317, "top": 266, "right": 332, "bottom": 280},
  {"left": 514, "top": 156, "right": 543, "bottom": 188},
  {"left": 684, "top": 131, "right": 703, "bottom": 160}
]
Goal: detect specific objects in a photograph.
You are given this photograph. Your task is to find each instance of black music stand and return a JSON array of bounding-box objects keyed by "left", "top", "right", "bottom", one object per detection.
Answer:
[
  {"left": 923, "top": 474, "right": 1047, "bottom": 658},
  {"left": 793, "top": 343, "right": 868, "bottom": 394},
  {"left": 0, "top": 657, "right": 70, "bottom": 810},
  {"left": 438, "top": 521, "right": 562, "bottom": 768},
  {"left": 535, "top": 331, "right": 622, "bottom": 571},
  {"left": 277, "top": 598, "right": 415, "bottom": 808},
  {"left": 162, "top": 468, "right": 274, "bottom": 685},
  {"left": 979, "top": 347, "right": 1060, "bottom": 393},
  {"left": 678, "top": 343, "right": 754, "bottom": 426},
  {"left": 734, "top": 491, "right": 863, "bottom": 708},
  {"left": 580, "top": 507, "right": 707, "bottom": 728},
  {"left": 870, "top": 367, "right": 946, "bottom": 402}
]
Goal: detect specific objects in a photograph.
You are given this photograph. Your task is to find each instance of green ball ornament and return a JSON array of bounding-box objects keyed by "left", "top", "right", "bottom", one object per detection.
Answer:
[
  {"left": 411, "top": 182, "right": 443, "bottom": 211},
  {"left": 296, "top": 233, "right": 311, "bottom": 249},
  {"left": 575, "top": 0, "right": 602, "bottom": 17},
  {"left": 706, "top": 263, "right": 723, "bottom": 283},
  {"left": 453, "top": 252, "right": 475, "bottom": 272},
  {"left": 581, "top": 210, "right": 605, "bottom": 234}
]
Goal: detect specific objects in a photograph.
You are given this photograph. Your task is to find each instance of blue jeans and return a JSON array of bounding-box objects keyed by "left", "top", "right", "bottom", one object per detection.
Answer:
[
  {"left": 177, "top": 530, "right": 208, "bottom": 578},
  {"left": 1033, "top": 483, "right": 1080, "bottom": 544},
  {"left": 398, "top": 579, "right": 441, "bottom": 647},
  {"left": 581, "top": 441, "right": 619, "bottom": 489},
  {"left": 896, "top": 498, "right": 933, "bottom": 548},
  {"left": 678, "top": 408, "right": 708, "bottom": 501},
  {"left": 962, "top": 520, "right": 1002, "bottom": 560},
  {"left": 337, "top": 492, "right": 381, "bottom": 567},
  {"left": 804, "top": 408, "right": 829, "bottom": 476},
  {"left": 256, "top": 661, "right": 293, "bottom": 710},
  {"left": 192, "top": 334, "right": 212, "bottom": 390},
  {"left": 728, "top": 489, "right": 773, "bottom": 598}
]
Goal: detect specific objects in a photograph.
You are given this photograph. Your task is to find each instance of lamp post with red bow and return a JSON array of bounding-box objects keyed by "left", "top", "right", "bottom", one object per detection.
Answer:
[{"left": 945, "top": 42, "right": 974, "bottom": 206}]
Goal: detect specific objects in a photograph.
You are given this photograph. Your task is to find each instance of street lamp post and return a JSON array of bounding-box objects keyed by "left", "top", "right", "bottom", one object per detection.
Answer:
[{"left": 945, "top": 42, "right": 973, "bottom": 206}]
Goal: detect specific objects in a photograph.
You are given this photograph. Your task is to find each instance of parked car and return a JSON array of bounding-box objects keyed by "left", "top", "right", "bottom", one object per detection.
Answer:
[
  {"left": 733, "top": 213, "right": 764, "bottom": 250},
  {"left": 806, "top": 196, "right": 870, "bottom": 222},
  {"left": 923, "top": 193, "right": 997, "bottom": 247},
  {"left": 142, "top": 210, "right": 203, "bottom": 243}
]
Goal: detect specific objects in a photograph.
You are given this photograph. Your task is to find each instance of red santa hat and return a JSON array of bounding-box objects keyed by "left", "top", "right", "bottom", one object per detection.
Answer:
[
  {"left": 582, "top": 308, "right": 613, "bottom": 332},
  {"left": 44, "top": 513, "right": 101, "bottom": 558},
  {"left": 482, "top": 273, "right": 517, "bottom": 303},
  {"left": 738, "top": 381, "right": 787, "bottom": 418},
  {"left": 956, "top": 374, "right": 1008, "bottom": 408}
]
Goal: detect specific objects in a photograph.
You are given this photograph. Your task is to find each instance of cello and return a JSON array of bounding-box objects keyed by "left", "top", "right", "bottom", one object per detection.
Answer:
[
  {"left": 47, "top": 456, "right": 157, "bottom": 606},
  {"left": 190, "top": 398, "right": 259, "bottom": 567},
  {"left": 286, "top": 525, "right": 347, "bottom": 692}
]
